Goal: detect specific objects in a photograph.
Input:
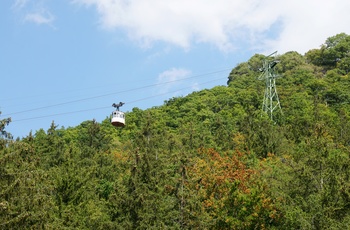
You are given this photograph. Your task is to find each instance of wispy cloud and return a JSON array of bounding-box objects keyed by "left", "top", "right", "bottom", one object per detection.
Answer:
[
  {"left": 73, "top": 0, "right": 350, "bottom": 54},
  {"left": 24, "top": 9, "right": 55, "bottom": 26},
  {"left": 12, "top": 0, "right": 30, "bottom": 10},
  {"left": 12, "top": 0, "right": 55, "bottom": 27},
  {"left": 157, "top": 68, "right": 192, "bottom": 95}
]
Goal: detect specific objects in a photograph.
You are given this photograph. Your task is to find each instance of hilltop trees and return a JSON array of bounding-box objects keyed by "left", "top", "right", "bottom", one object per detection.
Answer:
[
  {"left": 306, "top": 33, "right": 350, "bottom": 72},
  {"left": 1, "top": 33, "right": 350, "bottom": 229}
]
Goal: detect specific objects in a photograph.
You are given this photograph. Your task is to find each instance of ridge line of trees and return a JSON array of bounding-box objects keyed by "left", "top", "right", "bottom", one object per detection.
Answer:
[{"left": 1, "top": 33, "right": 350, "bottom": 229}]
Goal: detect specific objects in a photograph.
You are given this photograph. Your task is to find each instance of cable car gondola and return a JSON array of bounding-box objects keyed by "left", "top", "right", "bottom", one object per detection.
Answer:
[{"left": 111, "top": 102, "right": 125, "bottom": 127}]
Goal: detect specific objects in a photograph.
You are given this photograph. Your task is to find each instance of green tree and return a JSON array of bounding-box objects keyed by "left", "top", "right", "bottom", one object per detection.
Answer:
[
  {"left": 0, "top": 113, "right": 11, "bottom": 150},
  {"left": 0, "top": 140, "right": 55, "bottom": 229},
  {"left": 306, "top": 33, "right": 350, "bottom": 70}
]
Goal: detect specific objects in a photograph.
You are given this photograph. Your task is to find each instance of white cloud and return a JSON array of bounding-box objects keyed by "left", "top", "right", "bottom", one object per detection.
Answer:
[
  {"left": 73, "top": 0, "right": 350, "bottom": 54},
  {"left": 157, "top": 68, "right": 192, "bottom": 94},
  {"left": 262, "top": 0, "right": 350, "bottom": 54},
  {"left": 24, "top": 10, "right": 55, "bottom": 26},
  {"left": 12, "top": 0, "right": 55, "bottom": 27},
  {"left": 12, "top": 0, "right": 30, "bottom": 10}
]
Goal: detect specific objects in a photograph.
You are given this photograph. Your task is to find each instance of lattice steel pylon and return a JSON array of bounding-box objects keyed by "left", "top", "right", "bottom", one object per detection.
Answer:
[{"left": 258, "top": 51, "right": 282, "bottom": 121}]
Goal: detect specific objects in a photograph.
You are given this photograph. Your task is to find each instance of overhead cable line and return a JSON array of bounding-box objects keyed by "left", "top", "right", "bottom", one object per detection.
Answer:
[
  {"left": 3, "top": 68, "right": 231, "bottom": 117},
  {"left": 0, "top": 67, "right": 232, "bottom": 103},
  {"left": 11, "top": 77, "right": 225, "bottom": 122}
]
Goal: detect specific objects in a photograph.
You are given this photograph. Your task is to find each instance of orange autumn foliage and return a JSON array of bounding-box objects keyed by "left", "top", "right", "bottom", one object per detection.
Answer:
[{"left": 186, "top": 148, "right": 280, "bottom": 229}]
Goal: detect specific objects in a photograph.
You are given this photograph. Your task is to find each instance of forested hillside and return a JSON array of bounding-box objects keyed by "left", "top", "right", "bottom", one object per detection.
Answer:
[{"left": 1, "top": 33, "right": 350, "bottom": 229}]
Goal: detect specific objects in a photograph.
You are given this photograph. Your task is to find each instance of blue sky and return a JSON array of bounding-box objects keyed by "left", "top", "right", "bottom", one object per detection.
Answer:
[{"left": 1, "top": 0, "right": 350, "bottom": 138}]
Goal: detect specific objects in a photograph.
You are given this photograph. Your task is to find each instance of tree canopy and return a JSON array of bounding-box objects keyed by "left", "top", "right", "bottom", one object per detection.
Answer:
[{"left": 1, "top": 33, "right": 350, "bottom": 229}]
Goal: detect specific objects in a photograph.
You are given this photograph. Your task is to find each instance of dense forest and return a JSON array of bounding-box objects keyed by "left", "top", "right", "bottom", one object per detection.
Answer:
[{"left": 1, "top": 33, "right": 350, "bottom": 229}]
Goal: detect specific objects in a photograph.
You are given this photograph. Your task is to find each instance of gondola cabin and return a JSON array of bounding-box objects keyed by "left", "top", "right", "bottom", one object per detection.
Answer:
[{"left": 111, "top": 110, "right": 125, "bottom": 127}]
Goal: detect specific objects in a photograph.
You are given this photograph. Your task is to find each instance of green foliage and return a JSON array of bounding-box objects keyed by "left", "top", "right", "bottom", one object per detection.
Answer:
[
  {"left": 1, "top": 33, "right": 350, "bottom": 229},
  {"left": 306, "top": 33, "right": 350, "bottom": 71},
  {"left": 0, "top": 113, "right": 12, "bottom": 150}
]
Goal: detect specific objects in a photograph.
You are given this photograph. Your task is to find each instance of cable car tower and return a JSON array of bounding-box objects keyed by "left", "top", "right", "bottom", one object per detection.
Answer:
[
  {"left": 111, "top": 102, "right": 125, "bottom": 127},
  {"left": 258, "top": 51, "right": 282, "bottom": 121}
]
